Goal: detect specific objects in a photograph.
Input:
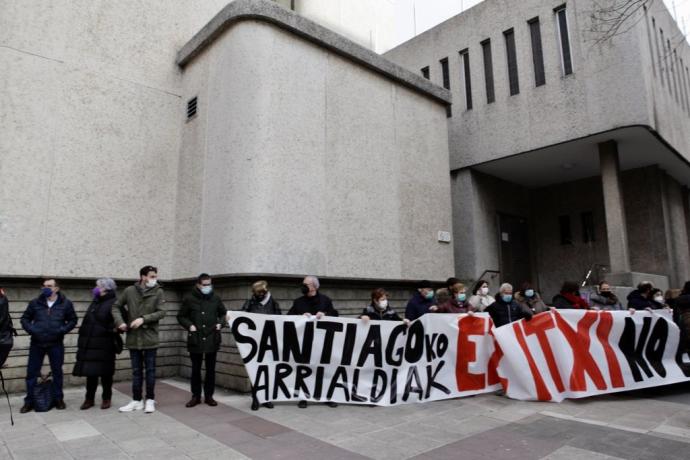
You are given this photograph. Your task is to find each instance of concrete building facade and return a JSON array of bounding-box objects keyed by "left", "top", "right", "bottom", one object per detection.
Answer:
[
  {"left": 0, "top": 0, "right": 452, "bottom": 392},
  {"left": 385, "top": 0, "right": 690, "bottom": 297},
  {"left": 3, "top": 0, "right": 690, "bottom": 394}
]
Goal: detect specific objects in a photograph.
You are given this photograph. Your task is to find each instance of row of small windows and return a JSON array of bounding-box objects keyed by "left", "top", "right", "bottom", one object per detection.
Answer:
[
  {"left": 421, "top": 5, "right": 573, "bottom": 111},
  {"left": 648, "top": 9, "right": 690, "bottom": 115}
]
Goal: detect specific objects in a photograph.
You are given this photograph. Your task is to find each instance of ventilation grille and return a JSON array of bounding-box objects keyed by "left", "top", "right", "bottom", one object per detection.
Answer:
[{"left": 187, "top": 97, "right": 198, "bottom": 120}]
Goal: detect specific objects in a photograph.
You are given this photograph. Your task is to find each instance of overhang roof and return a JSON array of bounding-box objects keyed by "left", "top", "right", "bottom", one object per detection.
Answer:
[
  {"left": 177, "top": 0, "right": 451, "bottom": 106},
  {"left": 468, "top": 126, "right": 690, "bottom": 189}
]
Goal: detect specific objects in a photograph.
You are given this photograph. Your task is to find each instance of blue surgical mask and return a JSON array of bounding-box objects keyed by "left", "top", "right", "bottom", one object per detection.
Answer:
[
  {"left": 457, "top": 293, "right": 467, "bottom": 302},
  {"left": 200, "top": 286, "right": 213, "bottom": 295},
  {"left": 425, "top": 291, "right": 434, "bottom": 300},
  {"left": 502, "top": 294, "right": 513, "bottom": 303},
  {"left": 525, "top": 289, "right": 534, "bottom": 298},
  {"left": 41, "top": 287, "right": 54, "bottom": 298}
]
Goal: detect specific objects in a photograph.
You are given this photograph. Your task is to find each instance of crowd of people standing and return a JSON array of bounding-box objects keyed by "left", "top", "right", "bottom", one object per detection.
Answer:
[{"left": 1, "top": 270, "right": 689, "bottom": 414}]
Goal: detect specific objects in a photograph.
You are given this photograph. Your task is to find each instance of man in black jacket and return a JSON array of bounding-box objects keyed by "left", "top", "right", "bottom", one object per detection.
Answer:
[
  {"left": 20, "top": 279, "right": 78, "bottom": 412},
  {"left": 288, "top": 276, "right": 338, "bottom": 318},
  {"left": 627, "top": 281, "right": 655, "bottom": 310},
  {"left": 288, "top": 275, "right": 338, "bottom": 408},
  {"left": 486, "top": 283, "right": 533, "bottom": 328},
  {"left": 177, "top": 273, "right": 227, "bottom": 408}
]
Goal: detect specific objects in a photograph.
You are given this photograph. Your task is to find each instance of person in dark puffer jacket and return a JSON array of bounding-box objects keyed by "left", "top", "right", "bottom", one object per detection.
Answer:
[
  {"left": 241, "top": 280, "right": 280, "bottom": 411},
  {"left": 20, "top": 278, "right": 78, "bottom": 413},
  {"left": 0, "top": 287, "right": 16, "bottom": 369},
  {"left": 242, "top": 280, "right": 281, "bottom": 315},
  {"left": 674, "top": 282, "right": 690, "bottom": 358},
  {"left": 360, "top": 288, "right": 403, "bottom": 321},
  {"left": 73, "top": 278, "right": 118, "bottom": 410}
]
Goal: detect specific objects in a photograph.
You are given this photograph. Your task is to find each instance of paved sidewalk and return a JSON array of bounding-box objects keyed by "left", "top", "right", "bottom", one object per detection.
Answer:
[{"left": 1, "top": 379, "right": 689, "bottom": 459}]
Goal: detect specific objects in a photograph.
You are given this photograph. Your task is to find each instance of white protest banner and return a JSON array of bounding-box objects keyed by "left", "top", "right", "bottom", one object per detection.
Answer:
[
  {"left": 229, "top": 312, "right": 502, "bottom": 406},
  {"left": 492, "top": 309, "right": 690, "bottom": 402}
]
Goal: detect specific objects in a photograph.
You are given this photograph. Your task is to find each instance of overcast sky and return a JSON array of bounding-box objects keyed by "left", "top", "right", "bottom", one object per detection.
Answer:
[{"left": 392, "top": 0, "right": 690, "bottom": 47}]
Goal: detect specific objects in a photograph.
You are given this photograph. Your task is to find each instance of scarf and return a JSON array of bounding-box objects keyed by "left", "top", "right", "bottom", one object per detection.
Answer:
[{"left": 561, "top": 291, "right": 589, "bottom": 309}]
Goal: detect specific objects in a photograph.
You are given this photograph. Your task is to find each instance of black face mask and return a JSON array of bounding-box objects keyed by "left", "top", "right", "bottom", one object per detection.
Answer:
[
  {"left": 255, "top": 292, "right": 266, "bottom": 301},
  {"left": 300, "top": 284, "right": 310, "bottom": 295}
]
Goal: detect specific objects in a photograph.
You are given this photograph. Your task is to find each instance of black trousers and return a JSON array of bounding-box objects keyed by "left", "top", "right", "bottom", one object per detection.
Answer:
[
  {"left": 190, "top": 352, "right": 217, "bottom": 398},
  {"left": 85, "top": 375, "right": 113, "bottom": 401}
]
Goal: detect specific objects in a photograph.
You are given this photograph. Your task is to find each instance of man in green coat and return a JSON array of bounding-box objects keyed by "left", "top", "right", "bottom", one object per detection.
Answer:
[
  {"left": 112, "top": 265, "right": 165, "bottom": 414},
  {"left": 177, "top": 273, "right": 227, "bottom": 407}
]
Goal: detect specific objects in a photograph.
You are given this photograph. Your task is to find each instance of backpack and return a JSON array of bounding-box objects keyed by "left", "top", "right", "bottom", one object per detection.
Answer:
[{"left": 33, "top": 373, "right": 54, "bottom": 412}]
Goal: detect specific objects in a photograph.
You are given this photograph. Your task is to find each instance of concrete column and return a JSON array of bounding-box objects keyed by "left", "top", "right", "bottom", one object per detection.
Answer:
[
  {"left": 663, "top": 180, "right": 690, "bottom": 286},
  {"left": 599, "top": 141, "right": 631, "bottom": 273},
  {"left": 684, "top": 187, "right": 690, "bottom": 262}
]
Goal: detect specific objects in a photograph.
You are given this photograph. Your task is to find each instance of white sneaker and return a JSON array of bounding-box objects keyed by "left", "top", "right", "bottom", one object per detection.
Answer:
[
  {"left": 144, "top": 399, "right": 156, "bottom": 413},
  {"left": 119, "top": 400, "right": 144, "bottom": 412}
]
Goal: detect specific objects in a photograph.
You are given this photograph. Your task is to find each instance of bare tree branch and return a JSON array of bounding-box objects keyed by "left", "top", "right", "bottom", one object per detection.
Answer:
[{"left": 589, "top": 0, "right": 650, "bottom": 45}]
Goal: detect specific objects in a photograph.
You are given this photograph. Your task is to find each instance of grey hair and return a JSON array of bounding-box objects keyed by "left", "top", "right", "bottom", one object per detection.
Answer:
[
  {"left": 96, "top": 278, "right": 117, "bottom": 292},
  {"left": 305, "top": 275, "right": 320, "bottom": 290},
  {"left": 499, "top": 283, "right": 513, "bottom": 293}
]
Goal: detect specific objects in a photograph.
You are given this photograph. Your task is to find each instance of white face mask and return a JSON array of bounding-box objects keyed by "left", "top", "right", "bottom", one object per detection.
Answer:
[
  {"left": 480, "top": 287, "right": 489, "bottom": 296},
  {"left": 145, "top": 279, "right": 157, "bottom": 288},
  {"left": 377, "top": 299, "right": 388, "bottom": 309},
  {"left": 654, "top": 296, "right": 664, "bottom": 303}
]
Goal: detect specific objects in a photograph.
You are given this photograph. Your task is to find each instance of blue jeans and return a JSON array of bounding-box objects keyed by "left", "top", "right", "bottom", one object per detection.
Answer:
[
  {"left": 25, "top": 342, "right": 64, "bottom": 404},
  {"left": 130, "top": 349, "right": 157, "bottom": 401}
]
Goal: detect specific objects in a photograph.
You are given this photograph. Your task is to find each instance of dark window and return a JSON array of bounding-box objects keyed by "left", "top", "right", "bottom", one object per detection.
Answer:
[
  {"left": 528, "top": 17, "right": 546, "bottom": 86},
  {"left": 440, "top": 58, "right": 452, "bottom": 117},
  {"left": 653, "top": 19, "right": 664, "bottom": 86},
  {"left": 661, "top": 30, "right": 672, "bottom": 91},
  {"left": 681, "top": 59, "right": 689, "bottom": 112},
  {"left": 440, "top": 58, "right": 450, "bottom": 89},
  {"left": 685, "top": 67, "right": 690, "bottom": 112},
  {"left": 481, "top": 39, "right": 495, "bottom": 103},
  {"left": 674, "top": 50, "right": 684, "bottom": 110},
  {"left": 668, "top": 39, "right": 679, "bottom": 102},
  {"left": 504, "top": 28, "right": 520, "bottom": 95},
  {"left": 459, "top": 48, "right": 473, "bottom": 110},
  {"left": 186, "top": 96, "right": 197, "bottom": 120},
  {"left": 581, "top": 212, "right": 595, "bottom": 243},
  {"left": 421, "top": 66, "right": 430, "bottom": 79},
  {"left": 644, "top": 8, "right": 656, "bottom": 79},
  {"left": 555, "top": 6, "right": 573, "bottom": 75},
  {"left": 559, "top": 215, "right": 572, "bottom": 245}
]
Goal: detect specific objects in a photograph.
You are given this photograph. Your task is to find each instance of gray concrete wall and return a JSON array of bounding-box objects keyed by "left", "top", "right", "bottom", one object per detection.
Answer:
[
  {"left": 1, "top": 0, "right": 454, "bottom": 283},
  {"left": 383, "top": 0, "right": 690, "bottom": 170},
  {"left": 642, "top": 1, "right": 690, "bottom": 159},
  {"left": 621, "top": 166, "right": 671, "bottom": 277},
  {"left": 0, "top": 0, "right": 230, "bottom": 279},
  {"left": 531, "top": 176, "right": 610, "bottom": 299},
  {"left": 660, "top": 173, "right": 690, "bottom": 286},
  {"left": 450, "top": 170, "right": 530, "bottom": 287},
  {"left": 1, "top": 276, "right": 421, "bottom": 394},
  {"left": 177, "top": 19, "right": 454, "bottom": 281}
]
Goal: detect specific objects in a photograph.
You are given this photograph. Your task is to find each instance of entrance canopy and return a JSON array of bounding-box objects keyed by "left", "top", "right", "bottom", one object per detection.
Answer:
[{"left": 467, "top": 126, "right": 690, "bottom": 189}]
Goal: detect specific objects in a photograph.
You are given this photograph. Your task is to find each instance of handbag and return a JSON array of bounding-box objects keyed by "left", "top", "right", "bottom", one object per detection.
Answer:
[
  {"left": 33, "top": 373, "right": 54, "bottom": 412},
  {"left": 113, "top": 332, "right": 124, "bottom": 355}
]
